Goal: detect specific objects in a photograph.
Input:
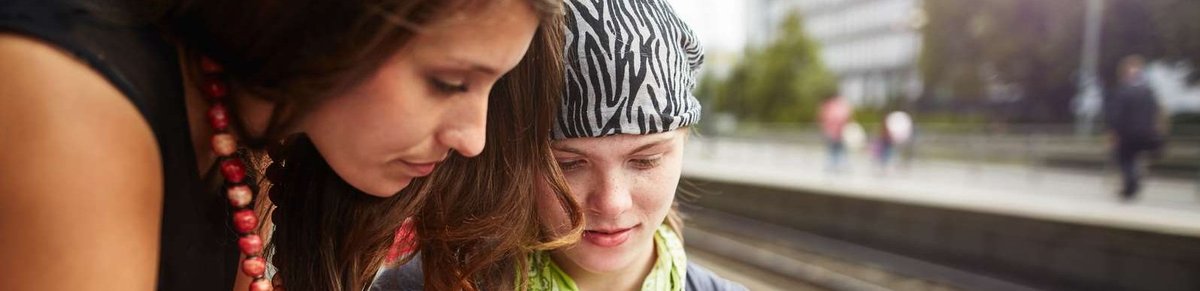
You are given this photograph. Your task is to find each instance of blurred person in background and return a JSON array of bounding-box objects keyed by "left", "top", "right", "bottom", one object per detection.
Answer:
[
  {"left": 820, "top": 93, "right": 854, "bottom": 173},
  {"left": 875, "top": 111, "right": 913, "bottom": 174},
  {"left": 372, "top": 0, "right": 746, "bottom": 290},
  {"left": 1105, "top": 55, "right": 1166, "bottom": 201}
]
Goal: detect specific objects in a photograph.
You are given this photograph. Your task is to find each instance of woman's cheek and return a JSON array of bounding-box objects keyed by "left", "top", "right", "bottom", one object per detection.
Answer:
[{"left": 536, "top": 184, "right": 572, "bottom": 235}]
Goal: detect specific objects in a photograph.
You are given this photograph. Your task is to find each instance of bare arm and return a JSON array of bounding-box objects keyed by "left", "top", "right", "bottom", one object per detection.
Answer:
[{"left": 0, "top": 34, "right": 163, "bottom": 290}]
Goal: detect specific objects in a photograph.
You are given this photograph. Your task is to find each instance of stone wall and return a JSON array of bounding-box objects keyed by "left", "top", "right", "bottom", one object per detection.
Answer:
[{"left": 683, "top": 177, "right": 1200, "bottom": 291}]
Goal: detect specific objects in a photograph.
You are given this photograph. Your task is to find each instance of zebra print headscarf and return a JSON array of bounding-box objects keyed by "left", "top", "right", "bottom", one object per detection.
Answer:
[{"left": 553, "top": 0, "right": 705, "bottom": 139}]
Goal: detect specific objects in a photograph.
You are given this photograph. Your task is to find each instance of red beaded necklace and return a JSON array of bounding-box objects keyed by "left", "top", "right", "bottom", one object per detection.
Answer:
[{"left": 197, "top": 56, "right": 279, "bottom": 291}]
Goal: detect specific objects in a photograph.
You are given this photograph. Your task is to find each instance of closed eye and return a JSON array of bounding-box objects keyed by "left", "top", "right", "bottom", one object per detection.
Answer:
[
  {"left": 557, "top": 159, "right": 585, "bottom": 172},
  {"left": 630, "top": 157, "right": 661, "bottom": 170},
  {"left": 430, "top": 77, "right": 469, "bottom": 94}
]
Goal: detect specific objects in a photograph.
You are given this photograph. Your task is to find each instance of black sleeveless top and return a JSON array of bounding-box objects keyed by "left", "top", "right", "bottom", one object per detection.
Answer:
[{"left": 0, "top": 0, "right": 240, "bottom": 289}]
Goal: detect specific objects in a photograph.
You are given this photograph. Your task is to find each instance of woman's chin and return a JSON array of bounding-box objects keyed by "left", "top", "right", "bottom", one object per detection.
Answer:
[{"left": 350, "top": 176, "right": 412, "bottom": 198}]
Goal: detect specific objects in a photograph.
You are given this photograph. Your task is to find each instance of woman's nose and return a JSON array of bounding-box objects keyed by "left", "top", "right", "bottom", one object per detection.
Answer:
[
  {"left": 588, "top": 172, "right": 634, "bottom": 217},
  {"left": 437, "top": 95, "right": 488, "bottom": 157}
]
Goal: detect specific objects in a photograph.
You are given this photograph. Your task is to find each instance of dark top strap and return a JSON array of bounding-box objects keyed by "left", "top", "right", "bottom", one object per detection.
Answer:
[{"left": 0, "top": 0, "right": 239, "bottom": 289}]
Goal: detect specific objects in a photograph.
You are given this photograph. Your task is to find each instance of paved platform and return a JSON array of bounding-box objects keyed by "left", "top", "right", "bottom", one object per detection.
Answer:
[{"left": 683, "top": 138, "right": 1200, "bottom": 239}]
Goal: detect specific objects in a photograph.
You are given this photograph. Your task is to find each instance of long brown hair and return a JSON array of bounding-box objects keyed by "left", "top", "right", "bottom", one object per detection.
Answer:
[
  {"left": 406, "top": 13, "right": 585, "bottom": 289},
  {"left": 164, "top": 0, "right": 581, "bottom": 290},
  {"left": 263, "top": 15, "right": 582, "bottom": 291}
]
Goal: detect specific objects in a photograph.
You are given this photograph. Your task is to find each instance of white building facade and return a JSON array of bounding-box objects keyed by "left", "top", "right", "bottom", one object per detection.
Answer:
[{"left": 747, "top": 0, "right": 925, "bottom": 107}]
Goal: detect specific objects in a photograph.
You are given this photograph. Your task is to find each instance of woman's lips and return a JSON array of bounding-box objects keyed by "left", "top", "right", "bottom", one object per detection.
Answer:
[
  {"left": 401, "top": 161, "right": 438, "bottom": 176},
  {"left": 582, "top": 225, "right": 638, "bottom": 248}
]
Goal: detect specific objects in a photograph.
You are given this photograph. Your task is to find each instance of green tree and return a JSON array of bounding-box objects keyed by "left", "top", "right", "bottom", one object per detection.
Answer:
[{"left": 702, "top": 11, "right": 837, "bottom": 123}]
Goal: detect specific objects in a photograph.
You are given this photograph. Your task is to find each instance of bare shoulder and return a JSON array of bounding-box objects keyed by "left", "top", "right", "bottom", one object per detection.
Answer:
[
  {"left": 0, "top": 33, "right": 161, "bottom": 179},
  {"left": 0, "top": 33, "right": 163, "bottom": 289}
]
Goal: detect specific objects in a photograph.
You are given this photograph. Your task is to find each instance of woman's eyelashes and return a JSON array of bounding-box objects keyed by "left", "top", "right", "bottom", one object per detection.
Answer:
[
  {"left": 557, "top": 159, "right": 585, "bottom": 172},
  {"left": 555, "top": 156, "right": 663, "bottom": 173},
  {"left": 629, "top": 156, "right": 662, "bottom": 170},
  {"left": 429, "top": 77, "right": 469, "bottom": 94}
]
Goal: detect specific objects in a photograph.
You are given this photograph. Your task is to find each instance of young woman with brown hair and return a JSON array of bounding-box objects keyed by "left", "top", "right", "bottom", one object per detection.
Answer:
[
  {"left": 0, "top": 0, "right": 581, "bottom": 290},
  {"left": 260, "top": 7, "right": 584, "bottom": 289}
]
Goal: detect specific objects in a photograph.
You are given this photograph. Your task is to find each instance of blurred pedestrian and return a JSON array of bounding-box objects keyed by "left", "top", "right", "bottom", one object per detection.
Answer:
[
  {"left": 875, "top": 111, "right": 913, "bottom": 173},
  {"left": 1105, "top": 55, "right": 1166, "bottom": 201},
  {"left": 820, "top": 94, "right": 854, "bottom": 172}
]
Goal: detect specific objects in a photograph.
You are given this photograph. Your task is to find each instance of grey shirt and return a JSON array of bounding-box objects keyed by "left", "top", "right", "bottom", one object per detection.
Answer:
[{"left": 371, "top": 253, "right": 748, "bottom": 291}]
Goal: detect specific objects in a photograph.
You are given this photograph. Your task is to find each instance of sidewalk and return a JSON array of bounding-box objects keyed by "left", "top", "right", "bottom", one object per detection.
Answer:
[{"left": 682, "top": 137, "right": 1200, "bottom": 238}]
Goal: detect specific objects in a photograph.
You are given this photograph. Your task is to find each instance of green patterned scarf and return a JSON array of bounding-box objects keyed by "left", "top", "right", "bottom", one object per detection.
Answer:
[{"left": 526, "top": 224, "right": 687, "bottom": 290}]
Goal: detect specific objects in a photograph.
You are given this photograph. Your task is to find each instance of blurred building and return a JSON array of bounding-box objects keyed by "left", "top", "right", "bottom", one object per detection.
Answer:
[{"left": 747, "top": 0, "right": 925, "bottom": 107}]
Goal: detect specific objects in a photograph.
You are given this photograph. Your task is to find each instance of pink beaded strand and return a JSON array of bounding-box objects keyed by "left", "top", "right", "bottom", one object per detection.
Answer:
[{"left": 199, "top": 56, "right": 273, "bottom": 291}]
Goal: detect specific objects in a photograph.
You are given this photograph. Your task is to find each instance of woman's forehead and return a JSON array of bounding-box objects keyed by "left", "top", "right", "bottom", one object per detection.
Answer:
[{"left": 552, "top": 131, "right": 682, "bottom": 156}]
